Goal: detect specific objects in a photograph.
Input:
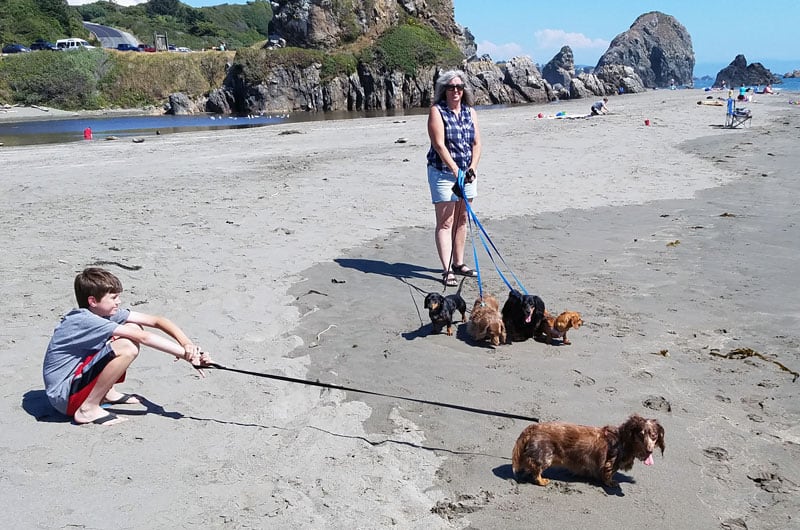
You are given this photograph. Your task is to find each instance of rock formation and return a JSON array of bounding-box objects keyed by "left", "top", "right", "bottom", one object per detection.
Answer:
[
  {"left": 202, "top": 8, "right": 700, "bottom": 114},
  {"left": 269, "top": 0, "right": 475, "bottom": 58},
  {"left": 541, "top": 46, "right": 575, "bottom": 90},
  {"left": 596, "top": 11, "right": 694, "bottom": 89},
  {"left": 784, "top": 69, "right": 800, "bottom": 79},
  {"left": 714, "top": 55, "right": 781, "bottom": 87},
  {"left": 206, "top": 55, "right": 552, "bottom": 115}
]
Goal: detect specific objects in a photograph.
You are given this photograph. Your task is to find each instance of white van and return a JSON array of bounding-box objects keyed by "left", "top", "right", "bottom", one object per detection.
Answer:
[{"left": 56, "top": 38, "right": 94, "bottom": 51}]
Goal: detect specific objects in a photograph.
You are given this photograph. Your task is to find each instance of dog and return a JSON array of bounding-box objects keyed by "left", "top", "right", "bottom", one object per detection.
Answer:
[
  {"left": 501, "top": 289, "right": 546, "bottom": 343},
  {"left": 539, "top": 310, "right": 583, "bottom": 345},
  {"left": 512, "top": 414, "right": 665, "bottom": 488},
  {"left": 466, "top": 294, "right": 506, "bottom": 346},
  {"left": 424, "top": 292, "right": 466, "bottom": 336}
]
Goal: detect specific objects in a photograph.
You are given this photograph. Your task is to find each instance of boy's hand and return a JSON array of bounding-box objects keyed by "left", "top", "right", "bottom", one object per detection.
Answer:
[
  {"left": 190, "top": 351, "right": 215, "bottom": 378},
  {"left": 182, "top": 343, "right": 201, "bottom": 360}
]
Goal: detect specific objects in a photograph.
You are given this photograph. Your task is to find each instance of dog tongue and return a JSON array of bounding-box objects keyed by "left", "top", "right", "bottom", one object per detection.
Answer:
[
  {"left": 525, "top": 315, "right": 531, "bottom": 323},
  {"left": 644, "top": 454, "right": 654, "bottom": 466}
]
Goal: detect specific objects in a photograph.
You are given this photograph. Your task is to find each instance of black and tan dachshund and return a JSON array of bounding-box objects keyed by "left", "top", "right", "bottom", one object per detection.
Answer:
[
  {"left": 424, "top": 292, "right": 467, "bottom": 336},
  {"left": 501, "top": 289, "right": 546, "bottom": 343}
]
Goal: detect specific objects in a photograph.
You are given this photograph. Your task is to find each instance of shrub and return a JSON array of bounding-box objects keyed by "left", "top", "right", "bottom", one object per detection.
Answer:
[
  {"left": 100, "top": 50, "right": 229, "bottom": 105},
  {"left": 0, "top": 49, "right": 235, "bottom": 110},
  {"left": 0, "top": 49, "right": 110, "bottom": 109},
  {"left": 320, "top": 53, "right": 358, "bottom": 80},
  {"left": 374, "top": 22, "right": 463, "bottom": 76}
]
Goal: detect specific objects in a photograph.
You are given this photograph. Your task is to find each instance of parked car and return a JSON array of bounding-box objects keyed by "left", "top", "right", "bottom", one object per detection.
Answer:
[
  {"left": 56, "top": 38, "right": 94, "bottom": 51},
  {"left": 2, "top": 43, "right": 31, "bottom": 54},
  {"left": 176, "top": 46, "right": 192, "bottom": 53},
  {"left": 137, "top": 44, "right": 156, "bottom": 52},
  {"left": 30, "top": 39, "right": 57, "bottom": 51},
  {"left": 116, "top": 43, "right": 140, "bottom": 52},
  {"left": 266, "top": 34, "right": 285, "bottom": 49}
]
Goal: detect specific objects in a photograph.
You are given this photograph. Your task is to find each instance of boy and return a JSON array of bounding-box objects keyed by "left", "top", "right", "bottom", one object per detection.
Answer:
[
  {"left": 43, "top": 267, "right": 212, "bottom": 426},
  {"left": 590, "top": 97, "right": 609, "bottom": 116}
]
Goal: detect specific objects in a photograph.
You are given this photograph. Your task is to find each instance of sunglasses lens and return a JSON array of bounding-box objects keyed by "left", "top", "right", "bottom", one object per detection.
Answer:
[{"left": 446, "top": 84, "right": 464, "bottom": 91}]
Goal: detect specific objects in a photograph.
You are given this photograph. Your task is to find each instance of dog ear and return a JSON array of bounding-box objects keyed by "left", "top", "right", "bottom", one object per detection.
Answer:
[
  {"left": 424, "top": 293, "right": 435, "bottom": 309},
  {"left": 655, "top": 421, "right": 665, "bottom": 454}
]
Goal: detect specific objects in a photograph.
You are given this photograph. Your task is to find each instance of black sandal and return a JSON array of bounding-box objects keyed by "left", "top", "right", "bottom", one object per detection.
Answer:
[
  {"left": 442, "top": 271, "right": 458, "bottom": 286},
  {"left": 452, "top": 264, "right": 477, "bottom": 277}
]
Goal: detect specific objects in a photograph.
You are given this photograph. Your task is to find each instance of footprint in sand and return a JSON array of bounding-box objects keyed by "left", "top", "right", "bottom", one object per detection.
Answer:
[
  {"left": 643, "top": 395, "right": 671, "bottom": 412},
  {"left": 572, "top": 370, "right": 595, "bottom": 387},
  {"left": 703, "top": 446, "right": 729, "bottom": 461}
]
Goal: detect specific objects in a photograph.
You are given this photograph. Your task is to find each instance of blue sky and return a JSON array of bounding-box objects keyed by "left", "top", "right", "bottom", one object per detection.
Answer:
[
  {"left": 452, "top": 0, "right": 798, "bottom": 76},
  {"left": 182, "top": 0, "right": 799, "bottom": 76}
]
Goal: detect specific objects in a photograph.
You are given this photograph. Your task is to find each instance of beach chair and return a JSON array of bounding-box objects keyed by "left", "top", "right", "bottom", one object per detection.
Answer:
[{"left": 725, "top": 98, "right": 752, "bottom": 128}]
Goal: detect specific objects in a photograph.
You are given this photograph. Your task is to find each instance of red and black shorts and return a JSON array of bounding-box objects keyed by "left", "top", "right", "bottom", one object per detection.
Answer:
[{"left": 66, "top": 344, "right": 125, "bottom": 416}]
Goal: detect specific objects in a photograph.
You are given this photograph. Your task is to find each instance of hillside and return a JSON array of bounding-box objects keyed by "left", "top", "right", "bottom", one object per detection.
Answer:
[{"left": 0, "top": 0, "right": 273, "bottom": 50}]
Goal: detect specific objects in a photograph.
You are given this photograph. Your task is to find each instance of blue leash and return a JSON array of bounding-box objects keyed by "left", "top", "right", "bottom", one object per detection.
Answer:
[{"left": 457, "top": 170, "right": 528, "bottom": 295}]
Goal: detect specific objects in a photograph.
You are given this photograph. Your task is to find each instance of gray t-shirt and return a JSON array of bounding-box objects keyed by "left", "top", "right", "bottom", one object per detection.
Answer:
[{"left": 43, "top": 307, "right": 131, "bottom": 414}]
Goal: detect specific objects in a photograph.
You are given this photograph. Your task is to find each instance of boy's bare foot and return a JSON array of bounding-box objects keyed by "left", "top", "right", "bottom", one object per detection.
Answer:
[
  {"left": 102, "top": 391, "right": 141, "bottom": 405},
  {"left": 74, "top": 409, "right": 128, "bottom": 426}
]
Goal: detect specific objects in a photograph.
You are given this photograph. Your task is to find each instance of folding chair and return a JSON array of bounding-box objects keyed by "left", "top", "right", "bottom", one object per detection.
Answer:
[{"left": 725, "top": 97, "right": 752, "bottom": 128}]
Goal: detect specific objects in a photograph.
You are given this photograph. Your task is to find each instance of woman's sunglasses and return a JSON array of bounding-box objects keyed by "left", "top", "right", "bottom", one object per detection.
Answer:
[{"left": 446, "top": 84, "right": 465, "bottom": 91}]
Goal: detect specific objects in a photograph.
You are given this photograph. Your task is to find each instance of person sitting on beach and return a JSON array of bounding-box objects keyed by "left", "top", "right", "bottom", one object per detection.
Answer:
[
  {"left": 764, "top": 84, "right": 774, "bottom": 94},
  {"left": 590, "top": 98, "right": 609, "bottom": 116},
  {"left": 42, "top": 267, "right": 214, "bottom": 426}
]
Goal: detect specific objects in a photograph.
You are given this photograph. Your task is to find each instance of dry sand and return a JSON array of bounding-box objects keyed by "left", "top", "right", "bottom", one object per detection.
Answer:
[{"left": 1, "top": 89, "right": 798, "bottom": 529}]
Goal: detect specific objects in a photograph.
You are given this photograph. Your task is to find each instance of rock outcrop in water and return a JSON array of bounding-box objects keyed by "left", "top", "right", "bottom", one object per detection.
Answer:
[{"left": 714, "top": 55, "right": 781, "bottom": 87}]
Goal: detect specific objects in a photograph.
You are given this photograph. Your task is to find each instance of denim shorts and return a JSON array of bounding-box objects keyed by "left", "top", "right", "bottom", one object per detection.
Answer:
[{"left": 427, "top": 165, "right": 477, "bottom": 203}]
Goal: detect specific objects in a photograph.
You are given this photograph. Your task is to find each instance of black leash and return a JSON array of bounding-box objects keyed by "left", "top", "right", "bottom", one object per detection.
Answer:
[{"left": 204, "top": 362, "right": 539, "bottom": 423}]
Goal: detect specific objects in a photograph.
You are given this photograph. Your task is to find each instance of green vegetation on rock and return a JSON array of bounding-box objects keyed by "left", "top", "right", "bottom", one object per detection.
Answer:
[{"left": 373, "top": 22, "right": 463, "bottom": 75}]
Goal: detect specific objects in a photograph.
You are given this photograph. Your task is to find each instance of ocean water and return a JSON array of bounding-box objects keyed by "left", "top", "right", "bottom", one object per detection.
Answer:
[{"left": 693, "top": 76, "right": 800, "bottom": 92}]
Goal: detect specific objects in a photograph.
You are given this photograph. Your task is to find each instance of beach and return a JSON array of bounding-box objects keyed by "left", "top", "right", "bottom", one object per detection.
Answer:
[{"left": 1, "top": 88, "right": 798, "bottom": 529}]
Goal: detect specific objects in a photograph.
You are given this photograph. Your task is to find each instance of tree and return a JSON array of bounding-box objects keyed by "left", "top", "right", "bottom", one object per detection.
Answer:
[{"left": 147, "top": 0, "right": 181, "bottom": 17}]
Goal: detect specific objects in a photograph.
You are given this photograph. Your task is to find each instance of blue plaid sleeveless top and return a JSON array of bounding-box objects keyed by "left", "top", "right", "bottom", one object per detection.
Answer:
[{"left": 426, "top": 101, "right": 475, "bottom": 172}]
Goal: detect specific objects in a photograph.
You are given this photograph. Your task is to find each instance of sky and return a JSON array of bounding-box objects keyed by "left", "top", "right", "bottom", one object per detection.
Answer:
[
  {"left": 178, "top": 0, "right": 799, "bottom": 77},
  {"left": 451, "top": 0, "right": 798, "bottom": 76}
]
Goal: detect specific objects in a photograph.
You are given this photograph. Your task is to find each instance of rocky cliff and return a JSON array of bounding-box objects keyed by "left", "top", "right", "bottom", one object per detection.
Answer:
[
  {"left": 194, "top": 7, "right": 698, "bottom": 115},
  {"left": 270, "top": 0, "right": 475, "bottom": 58},
  {"left": 205, "top": 55, "right": 551, "bottom": 115},
  {"left": 714, "top": 55, "right": 781, "bottom": 87},
  {"left": 596, "top": 11, "right": 694, "bottom": 89}
]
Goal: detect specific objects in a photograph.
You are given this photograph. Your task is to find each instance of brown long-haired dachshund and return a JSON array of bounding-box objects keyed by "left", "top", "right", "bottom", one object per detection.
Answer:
[
  {"left": 467, "top": 294, "right": 506, "bottom": 346},
  {"left": 512, "top": 414, "right": 665, "bottom": 488}
]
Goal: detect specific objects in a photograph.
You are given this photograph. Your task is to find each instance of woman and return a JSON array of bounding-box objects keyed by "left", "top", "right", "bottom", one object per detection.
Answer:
[{"left": 426, "top": 69, "right": 482, "bottom": 287}]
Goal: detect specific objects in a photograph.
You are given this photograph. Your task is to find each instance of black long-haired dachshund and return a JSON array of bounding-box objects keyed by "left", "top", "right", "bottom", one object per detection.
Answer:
[
  {"left": 424, "top": 292, "right": 467, "bottom": 336},
  {"left": 501, "top": 289, "right": 546, "bottom": 343}
]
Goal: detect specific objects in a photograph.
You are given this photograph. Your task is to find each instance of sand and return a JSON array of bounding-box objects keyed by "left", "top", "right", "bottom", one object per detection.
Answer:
[{"left": 1, "top": 89, "right": 798, "bottom": 529}]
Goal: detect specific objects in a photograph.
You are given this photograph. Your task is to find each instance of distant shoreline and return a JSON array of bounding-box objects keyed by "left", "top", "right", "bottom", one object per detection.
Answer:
[{"left": 0, "top": 104, "right": 162, "bottom": 123}]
